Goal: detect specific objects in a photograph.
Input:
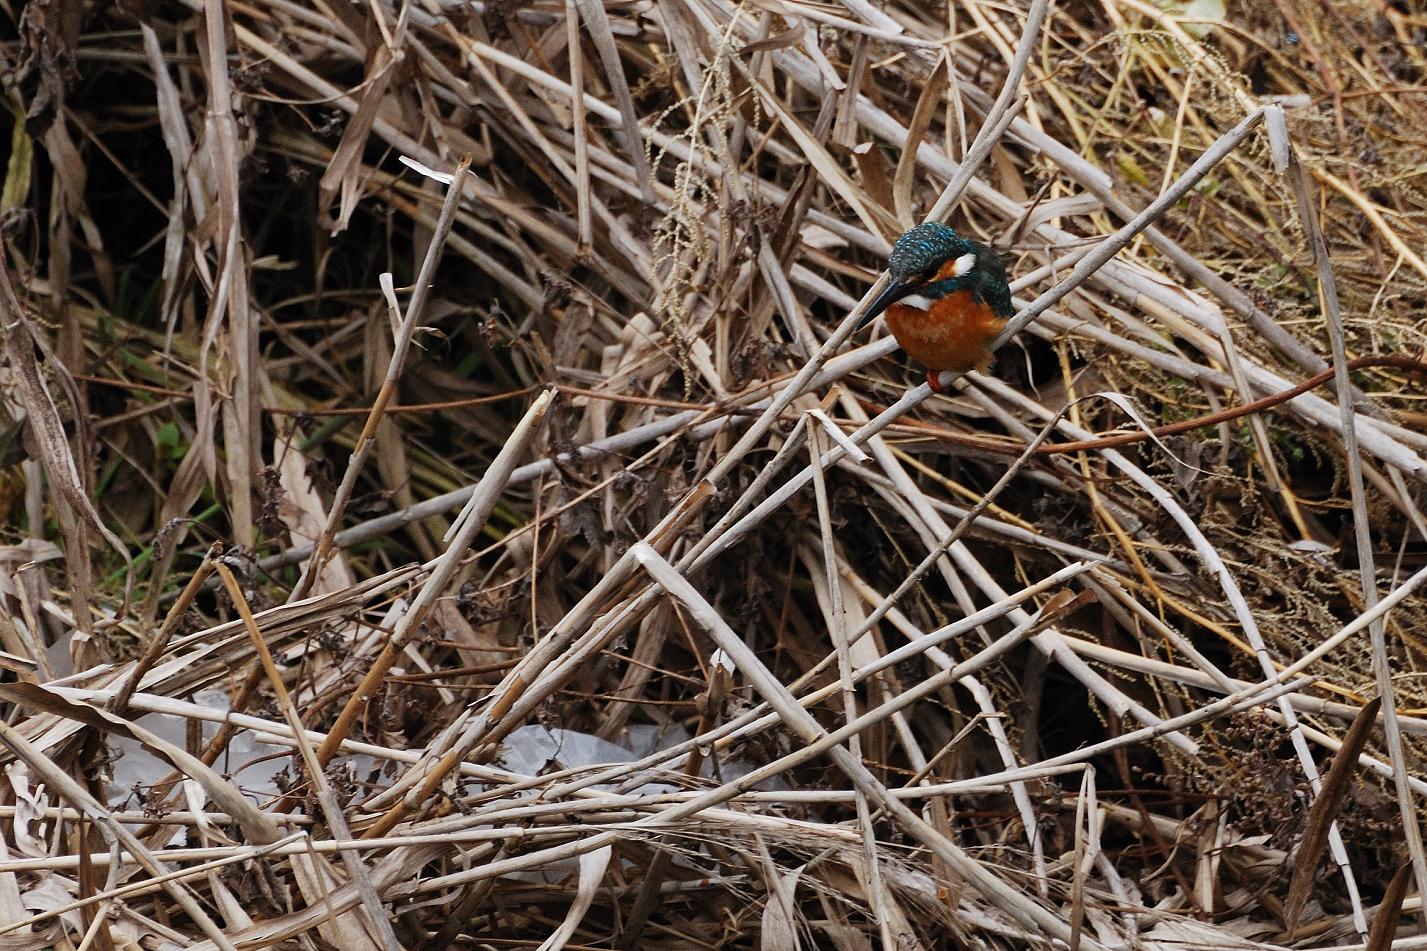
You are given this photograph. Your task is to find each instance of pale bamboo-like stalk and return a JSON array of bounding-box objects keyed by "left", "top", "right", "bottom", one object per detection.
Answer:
[
  {"left": 0, "top": 721, "right": 239, "bottom": 951},
  {"left": 806, "top": 422, "right": 894, "bottom": 946},
  {"left": 1268, "top": 105, "right": 1427, "bottom": 930}
]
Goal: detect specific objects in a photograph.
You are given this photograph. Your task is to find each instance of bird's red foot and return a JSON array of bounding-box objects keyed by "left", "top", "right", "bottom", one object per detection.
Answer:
[{"left": 926, "top": 369, "right": 947, "bottom": 394}]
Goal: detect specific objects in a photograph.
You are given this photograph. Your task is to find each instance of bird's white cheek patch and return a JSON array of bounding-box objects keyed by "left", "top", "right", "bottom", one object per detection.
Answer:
[
  {"left": 953, "top": 252, "right": 977, "bottom": 277},
  {"left": 902, "top": 294, "right": 934, "bottom": 310}
]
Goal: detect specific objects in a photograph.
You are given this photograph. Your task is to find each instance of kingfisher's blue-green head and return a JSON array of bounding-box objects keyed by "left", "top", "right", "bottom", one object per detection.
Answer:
[{"left": 858, "top": 223, "right": 1013, "bottom": 329}]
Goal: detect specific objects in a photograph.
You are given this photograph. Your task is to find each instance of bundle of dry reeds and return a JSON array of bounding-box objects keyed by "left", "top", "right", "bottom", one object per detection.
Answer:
[{"left": 1, "top": 0, "right": 1426, "bottom": 946}]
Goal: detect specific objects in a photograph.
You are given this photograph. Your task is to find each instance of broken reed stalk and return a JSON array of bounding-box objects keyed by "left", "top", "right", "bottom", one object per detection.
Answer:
[
  {"left": 214, "top": 560, "right": 402, "bottom": 951},
  {"left": 292, "top": 158, "right": 472, "bottom": 603},
  {"left": 316, "top": 388, "right": 555, "bottom": 773}
]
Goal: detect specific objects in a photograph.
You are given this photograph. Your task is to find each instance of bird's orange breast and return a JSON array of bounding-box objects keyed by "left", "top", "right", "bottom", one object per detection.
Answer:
[{"left": 885, "top": 291, "right": 1006, "bottom": 374}]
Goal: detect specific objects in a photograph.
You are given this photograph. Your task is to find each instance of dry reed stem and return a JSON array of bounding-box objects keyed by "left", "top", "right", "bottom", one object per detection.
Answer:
[{"left": 1269, "top": 109, "right": 1427, "bottom": 922}]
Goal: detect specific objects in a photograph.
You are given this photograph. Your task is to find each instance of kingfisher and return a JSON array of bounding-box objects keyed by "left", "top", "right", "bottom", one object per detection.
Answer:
[{"left": 858, "top": 222, "right": 1014, "bottom": 393}]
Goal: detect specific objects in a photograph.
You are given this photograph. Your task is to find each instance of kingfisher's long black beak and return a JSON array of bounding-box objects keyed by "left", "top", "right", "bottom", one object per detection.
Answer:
[{"left": 856, "top": 276, "right": 919, "bottom": 332}]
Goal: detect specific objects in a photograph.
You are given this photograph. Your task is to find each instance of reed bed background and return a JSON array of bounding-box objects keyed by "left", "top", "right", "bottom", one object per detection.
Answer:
[{"left": 1, "top": 0, "right": 1426, "bottom": 947}]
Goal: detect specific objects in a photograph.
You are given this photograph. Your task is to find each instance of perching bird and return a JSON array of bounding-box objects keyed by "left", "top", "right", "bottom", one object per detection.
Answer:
[{"left": 858, "top": 222, "right": 1014, "bottom": 393}]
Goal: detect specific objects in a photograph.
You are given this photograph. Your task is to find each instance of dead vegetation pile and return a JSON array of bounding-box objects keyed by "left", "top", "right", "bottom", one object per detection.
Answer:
[{"left": 1, "top": 0, "right": 1426, "bottom": 947}]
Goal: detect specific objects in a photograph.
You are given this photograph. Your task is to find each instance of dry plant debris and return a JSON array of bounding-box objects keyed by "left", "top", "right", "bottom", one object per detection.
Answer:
[{"left": 1, "top": 0, "right": 1426, "bottom": 947}]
